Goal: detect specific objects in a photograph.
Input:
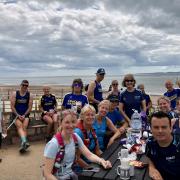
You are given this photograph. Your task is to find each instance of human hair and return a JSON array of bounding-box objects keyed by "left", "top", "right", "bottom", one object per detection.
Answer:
[
  {"left": 98, "top": 100, "right": 110, "bottom": 110},
  {"left": 71, "top": 78, "right": 84, "bottom": 93},
  {"left": 157, "top": 96, "right": 170, "bottom": 105},
  {"left": 21, "top": 79, "right": 29, "bottom": 85},
  {"left": 122, "top": 74, "right": 136, "bottom": 87},
  {"left": 80, "top": 104, "right": 96, "bottom": 120},
  {"left": 59, "top": 109, "right": 77, "bottom": 122},
  {"left": 150, "top": 111, "right": 171, "bottom": 127}
]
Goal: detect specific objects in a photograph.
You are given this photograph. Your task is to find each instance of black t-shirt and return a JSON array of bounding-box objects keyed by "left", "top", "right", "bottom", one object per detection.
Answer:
[{"left": 145, "top": 135, "right": 180, "bottom": 180}]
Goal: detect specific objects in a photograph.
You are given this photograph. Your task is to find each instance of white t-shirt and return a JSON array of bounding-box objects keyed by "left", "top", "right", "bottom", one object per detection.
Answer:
[{"left": 44, "top": 133, "right": 83, "bottom": 178}]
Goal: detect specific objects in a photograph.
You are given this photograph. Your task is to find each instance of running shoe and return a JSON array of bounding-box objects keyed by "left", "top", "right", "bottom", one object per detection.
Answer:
[{"left": 19, "top": 142, "right": 26, "bottom": 153}]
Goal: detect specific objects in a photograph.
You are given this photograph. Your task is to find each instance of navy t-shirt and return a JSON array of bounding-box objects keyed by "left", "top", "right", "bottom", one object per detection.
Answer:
[
  {"left": 107, "top": 109, "right": 124, "bottom": 126},
  {"left": 164, "top": 89, "right": 180, "bottom": 109},
  {"left": 94, "top": 81, "right": 103, "bottom": 102},
  {"left": 62, "top": 93, "right": 88, "bottom": 109},
  {"left": 145, "top": 136, "right": 180, "bottom": 180},
  {"left": 119, "top": 89, "right": 144, "bottom": 119}
]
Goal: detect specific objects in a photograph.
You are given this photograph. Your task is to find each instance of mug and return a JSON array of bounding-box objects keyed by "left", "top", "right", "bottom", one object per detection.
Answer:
[
  {"left": 118, "top": 149, "right": 129, "bottom": 159},
  {"left": 117, "top": 165, "right": 130, "bottom": 180}
]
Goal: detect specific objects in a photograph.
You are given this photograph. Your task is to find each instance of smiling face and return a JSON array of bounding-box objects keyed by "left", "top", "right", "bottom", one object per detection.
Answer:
[
  {"left": 43, "top": 86, "right": 50, "bottom": 95},
  {"left": 151, "top": 117, "right": 172, "bottom": 143},
  {"left": 83, "top": 109, "right": 95, "bottom": 126},
  {"left": 98, "top": 100, "right": 110, "bottom": 117},
  {"left": 158, "top": 98, "right": 171, "bottom": 113},
  {"left": 61, "top": 113, "right": 77, "bottom": 135}
]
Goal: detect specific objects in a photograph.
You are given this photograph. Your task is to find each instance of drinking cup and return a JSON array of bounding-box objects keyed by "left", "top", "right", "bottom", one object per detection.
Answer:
[
  {"left": 117, "top": 165, "right": 130, "bottom": 180},
  {"left": 118, "top": 149, "right": 129, "bottom": 159}
]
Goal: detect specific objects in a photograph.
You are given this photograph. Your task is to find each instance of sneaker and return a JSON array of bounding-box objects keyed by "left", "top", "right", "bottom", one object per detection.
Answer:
[
  {"left": 25, "top": 142, "right": 30, "bottom": 150},
  {"left": 19, "top": 143, "right": 26, "bottom": 153}
]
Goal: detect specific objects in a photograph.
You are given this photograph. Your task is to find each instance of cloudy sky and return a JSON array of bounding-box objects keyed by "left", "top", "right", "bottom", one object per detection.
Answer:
[{"left": 0, "top": 0, "right": 180, "bottom": 77}]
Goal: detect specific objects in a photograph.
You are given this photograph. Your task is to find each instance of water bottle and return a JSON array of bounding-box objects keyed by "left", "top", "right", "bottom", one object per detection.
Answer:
[{"left": 131, "top": 109, "right": 142, "bottom": 130}]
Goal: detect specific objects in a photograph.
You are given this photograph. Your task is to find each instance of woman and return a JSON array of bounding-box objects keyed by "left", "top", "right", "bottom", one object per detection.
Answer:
[
  {"left": 62, "top": 79, "right": 88, "bottom": 114},
  {"left": 106, "top": 80, "right": 121, "bottom": 102},
  {"left": 119, "top": 74, "right": 146, "bottom": 126},
  {"left": 43, "top": 109, "right": 111, "bottom": 180},
  {"left": 39, "top": 86, "right": 58, "bottom": 142},
  {"left": 93, "top": 100, "right": 121, "bottom": 151},
  {"left": 158, "top": 96, "right": 179, "bottom": 125},
  {"left": 74, "top": 104, "right": 102, "bottom": 169}
]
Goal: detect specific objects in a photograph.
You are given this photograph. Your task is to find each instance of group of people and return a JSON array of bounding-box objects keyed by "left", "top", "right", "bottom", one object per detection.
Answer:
[{"left": 1, "top": 68, "right": 180, "bottom": 179}]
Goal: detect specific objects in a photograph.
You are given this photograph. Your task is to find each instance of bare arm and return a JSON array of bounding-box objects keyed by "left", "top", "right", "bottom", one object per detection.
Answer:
[
  {"left": 147, "top": 157, "right": 163, "bottom": 180},
  {"left": 24, "top": 93, "right": 33, "bottom": 116},
  {"left": 80, "top": 144, "right": 112, "bottom": 169},
  {"left": 43, "top": 157, "right": 57, "bottom": 180},
  {"left": 87, "top": 81, "right": 99, "bottom": 104},
  {"left": 141, "top": 100, "right": 146, "bottom": 113},
  {"left": 106, "top": 118, "right": 121, "bottom": 147},
  {"left": 10, "top": 91, "right": 19, "bottom": 116},
  {"left": 119, "top": 102, "right": 131, "bottom": 126}
]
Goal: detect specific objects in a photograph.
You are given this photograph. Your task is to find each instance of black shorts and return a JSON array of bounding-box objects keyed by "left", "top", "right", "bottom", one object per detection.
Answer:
[{"left": 10, "top": 113, "right": 30, "bottom": 125}]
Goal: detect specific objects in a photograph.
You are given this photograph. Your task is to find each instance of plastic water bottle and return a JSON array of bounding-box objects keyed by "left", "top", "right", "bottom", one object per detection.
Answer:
[{"left": 131, "top": 109, "right": 142, "bottom": 131}]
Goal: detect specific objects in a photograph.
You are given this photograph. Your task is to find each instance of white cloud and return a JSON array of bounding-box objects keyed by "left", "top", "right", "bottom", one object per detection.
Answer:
[{"left": 0, "top": 0, "right": 180, "bottom": 77}]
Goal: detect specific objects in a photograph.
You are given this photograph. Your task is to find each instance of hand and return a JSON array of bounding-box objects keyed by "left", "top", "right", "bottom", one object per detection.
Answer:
[
  {"left": 149, "top": 168, "right": 163, "bottom": 180},
  {"left": 100, "top": 159, "right": 112, "bottom": 169}
]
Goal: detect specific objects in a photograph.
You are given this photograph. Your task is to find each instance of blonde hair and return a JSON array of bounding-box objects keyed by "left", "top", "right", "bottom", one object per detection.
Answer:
[
  {"left": 98, "top": 100, "right": 110, "bottom": 110},
  {"left": 157, "top": 96, "right": 170, "bottom": 105},
  {"left": 80, "top": 104, "right": 96, "bottom": 120}
]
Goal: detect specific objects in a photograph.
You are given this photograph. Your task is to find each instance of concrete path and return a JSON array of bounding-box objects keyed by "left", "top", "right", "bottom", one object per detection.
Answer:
[{"left": 0, "top": 141, "right": 46, "bottom": 180}]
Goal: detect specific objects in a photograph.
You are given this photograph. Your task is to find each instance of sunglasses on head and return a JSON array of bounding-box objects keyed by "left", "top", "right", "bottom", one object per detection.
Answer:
[
  {"left": 21, "top": 84, "right": 29, "bottom": 87},
  {"left": 73, "top": 83, "right": 82, "bottom": 87},
  {"left": 125, "top": 79, "right": 134, "bottom": 82}
]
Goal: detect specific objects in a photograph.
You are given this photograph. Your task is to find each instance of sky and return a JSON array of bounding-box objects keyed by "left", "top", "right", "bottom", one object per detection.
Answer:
[{"left": 0, "top": 0, "right": 180, "bottom": 77}]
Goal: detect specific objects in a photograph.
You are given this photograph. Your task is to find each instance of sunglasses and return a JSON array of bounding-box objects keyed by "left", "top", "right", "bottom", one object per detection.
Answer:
[
  {"left": 73, "top": 83, "right": 82, "bottom": 87},
  {"left": 125, "top": 80, "right": 134, "bottom": 82},
  {"left": 112, "top": 83, "right": 118, "bottom": 86},
  {"left": 21, "top": 84, "right": 29, "bottom": 87}
]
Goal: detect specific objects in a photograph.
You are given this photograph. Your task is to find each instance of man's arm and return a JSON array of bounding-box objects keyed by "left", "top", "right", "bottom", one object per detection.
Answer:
[
  {"left": 10, "top": 91, "right": 19, "bottom": 116},
  {"left": 147, "top": 157, "right": 163, "bottom": 180},
  {"left": 24, "top": 93, "right": 33, "bottom": 116},
  {"left": 87, "top": 81, "right": 99, "bottom": 104}
]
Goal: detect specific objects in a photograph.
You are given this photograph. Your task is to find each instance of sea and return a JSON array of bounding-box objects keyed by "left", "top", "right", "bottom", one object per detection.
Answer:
[{"left": 0, "top": 72, "right": 179, "bottom": 95}]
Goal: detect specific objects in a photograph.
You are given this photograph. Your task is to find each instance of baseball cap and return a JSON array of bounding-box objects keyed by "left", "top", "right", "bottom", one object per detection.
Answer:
[
  {"left": 21, "top": 80, "right": 29, "bottom": 85},
  {"left": 96, "top": 68, "right": 106, "bottom": 75},
  {"left": 107, "top": 94, "right": 119, "bottom": 102}
]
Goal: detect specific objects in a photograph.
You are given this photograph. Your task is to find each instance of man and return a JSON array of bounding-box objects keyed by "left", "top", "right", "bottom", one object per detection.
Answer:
[
  {"left": 164, "top": 80, "right": 180, "bottom": 109},
  {"left": 87, "top": 68, "right": 105, "bottom": 112},
  {"left": 145, "top": 111, "right": 180, "bottom": 180},
  {"left": 10, "top": 80, "right": 33, "bottom": 153}
]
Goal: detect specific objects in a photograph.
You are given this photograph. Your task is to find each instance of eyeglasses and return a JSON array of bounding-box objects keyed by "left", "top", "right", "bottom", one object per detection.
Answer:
[
  {"left": 112, "top": 83, "right": 118, "bottom": 86},
  {"left": 125, "top": 80, "right": 134, "bottom": 82},
  {"left": 73, "top": 83, "right": 82, "bottom": 87},
  {"left": 21, "top": 84, "right": 29, "bottom": 87}
]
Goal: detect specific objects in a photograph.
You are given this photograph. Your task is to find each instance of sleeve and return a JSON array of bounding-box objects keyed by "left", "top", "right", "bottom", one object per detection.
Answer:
[
  {"left": 145, "top": 140, "right": 153, "bottom": 159},
  {"left": 74, "top": 133, "right": 84, "bottom": 149},
  {"left": 84, "top": 95, "right": 89, "bottom": 105},
  {"left": 44, "top": 139, "right": 59, "bottom": 159},
  {"left": 119, "top": 92, "right": 124, "bottom": 103},
  {"left": 74, "top": 128, "right": 84, "bottom": 140}
]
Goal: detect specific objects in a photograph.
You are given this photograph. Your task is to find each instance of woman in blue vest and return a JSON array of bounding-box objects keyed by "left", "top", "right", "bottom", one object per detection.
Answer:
[
  {"left": 40, "top": 86, "right": 58, "bottom": 142},
  {"left": 93, "top": 100, "right": 121, "bottom": 151},
  {"left": 74, "top": 104, "right": 102, "bottom": 169},
  {"left": 43, "top": 109, "right": 112, "bottom": 180}
]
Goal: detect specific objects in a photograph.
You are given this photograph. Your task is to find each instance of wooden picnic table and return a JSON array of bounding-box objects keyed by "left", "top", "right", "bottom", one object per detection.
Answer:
[{"left": 78, "top": 139, "right": 151, "bottom": 180}]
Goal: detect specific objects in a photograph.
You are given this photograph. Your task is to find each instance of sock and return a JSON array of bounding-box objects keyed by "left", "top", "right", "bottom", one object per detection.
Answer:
[{"left": 21, "top": 136, "right": 27, "bottom": 144}]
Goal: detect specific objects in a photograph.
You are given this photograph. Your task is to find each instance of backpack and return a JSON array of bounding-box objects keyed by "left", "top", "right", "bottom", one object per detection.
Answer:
[
  {"left": 52, "top": 133, "right": 79, "bottom": 174},
  {"left": 76, "top": 120, "right": 98, "bottom": 148}
]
